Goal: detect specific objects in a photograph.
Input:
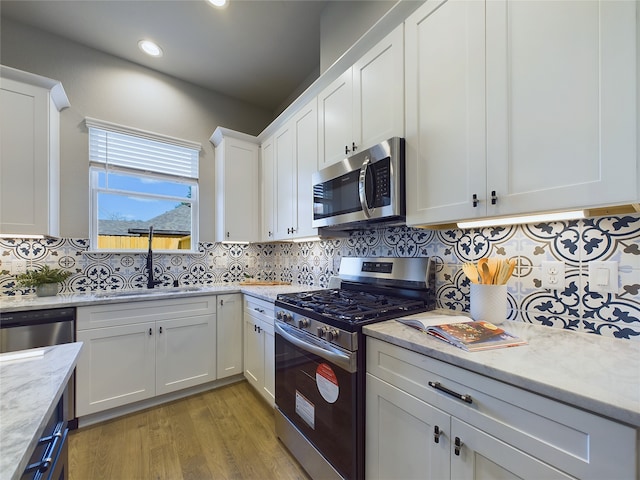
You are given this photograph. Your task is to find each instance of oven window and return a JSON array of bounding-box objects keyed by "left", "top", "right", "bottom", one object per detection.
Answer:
[{"left": 275, "top": 332, "right": 357, "bottom": 479}]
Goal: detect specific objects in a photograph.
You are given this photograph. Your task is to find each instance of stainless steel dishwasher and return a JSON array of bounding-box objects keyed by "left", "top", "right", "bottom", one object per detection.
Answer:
[{"left": 0, "top": 307, "right": 76, "bottom": 427}]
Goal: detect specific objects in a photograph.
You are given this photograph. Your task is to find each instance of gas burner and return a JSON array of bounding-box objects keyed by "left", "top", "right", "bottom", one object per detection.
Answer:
[{"left": 277, "top": 289, "right": 427, "bottom": 325}]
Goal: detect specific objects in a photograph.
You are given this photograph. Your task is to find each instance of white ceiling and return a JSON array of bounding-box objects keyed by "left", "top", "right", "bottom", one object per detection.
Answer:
[{"left": 0, "top": 0, "right": 330, "bottom": 112}]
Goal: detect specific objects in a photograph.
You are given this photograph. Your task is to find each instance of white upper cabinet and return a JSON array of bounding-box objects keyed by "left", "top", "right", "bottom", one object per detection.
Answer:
[
  {"left": 260, "top": 136, "right": 275, "bottom": 241},
  {"left": 0, "top": 66, "right": 70, "bottom": 237},
  {"left": 211, "top": 128, "right": 260, "bottom": 243},
  {"left": 318, "top": 24, "right": 404, "bottom": 168},
  {"left": 406, "top": 0, "right": 638, "bottom": 226},
  {"left": 273, "top": 122, "right": 295, "bottom": 239},
  {"left": 292, "top": 98, "right": 319, "bottom": 239},
  {"left": 265, "top": 98, "right": 318, "bottom": 241}
]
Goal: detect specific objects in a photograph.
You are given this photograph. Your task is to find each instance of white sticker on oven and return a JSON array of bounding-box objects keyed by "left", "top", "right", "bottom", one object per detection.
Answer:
[
  {"left": 295, "top": 391, "right": 315, "bottom": 429},
  {"left": 316, "top": 363, "right": 339, "bottom": 403}
]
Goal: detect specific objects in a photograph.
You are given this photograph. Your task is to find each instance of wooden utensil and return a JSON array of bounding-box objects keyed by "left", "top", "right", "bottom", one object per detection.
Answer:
[
  {"left": 477, "top": 258, "right": 491, "bottom": 284},
  {"left": 462, "top": 262, "right": 479, "bottom": 284}
]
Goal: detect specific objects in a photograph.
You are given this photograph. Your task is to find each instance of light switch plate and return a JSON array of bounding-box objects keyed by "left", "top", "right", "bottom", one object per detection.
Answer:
[
  {"left": 541, "top": 261, "right": 565, "bottom": 290},
  {"left": 588, "top": 261, "right": 619, "bottom": 294}
]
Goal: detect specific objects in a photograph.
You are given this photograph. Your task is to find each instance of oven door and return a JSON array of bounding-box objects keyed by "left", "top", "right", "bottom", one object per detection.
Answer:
[{"left": 275, "top": 321, "right": 358, "bottom": 479}]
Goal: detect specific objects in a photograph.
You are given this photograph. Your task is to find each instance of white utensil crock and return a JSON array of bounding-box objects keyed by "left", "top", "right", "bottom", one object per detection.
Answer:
[{"left": 470, "top": 284, "right": 507, "bottom": 325}]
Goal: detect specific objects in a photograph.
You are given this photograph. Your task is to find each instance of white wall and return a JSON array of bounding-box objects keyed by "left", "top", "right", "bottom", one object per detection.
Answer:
[
  {"left": 0, "top": 18, "right": 273, "bottom": 241},
  {"left": 319, "top": 0, "right": 396, "bottom": 74}
]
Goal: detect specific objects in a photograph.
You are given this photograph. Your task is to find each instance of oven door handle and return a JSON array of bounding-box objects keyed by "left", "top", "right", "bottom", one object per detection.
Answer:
[{"left": 275, "top": 322, "right": 357, "bottom": 373}]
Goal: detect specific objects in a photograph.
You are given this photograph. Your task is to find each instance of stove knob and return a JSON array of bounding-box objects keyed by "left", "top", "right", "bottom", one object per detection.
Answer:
[
  {"left": 276, "top": 311, "right": 283, "bottom": 320},
  {"left": 298, "top": 318, "right": 310, "bottom": 328},
  {"left": 283, "top": 313, "right": 293, "bottom": 323},
  {"left": 326, "top": 328, "right": 340, "bottom": 341},
  {"left": 317, "top": 327, "right": 325, "bottom": 337}
]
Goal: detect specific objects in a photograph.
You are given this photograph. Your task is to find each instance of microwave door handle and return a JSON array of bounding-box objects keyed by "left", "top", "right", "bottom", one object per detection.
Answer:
[
  {"left": 275, "top": 321, "right": 356, "bottom": 373},
  {"left": 358, "top": 155, "right": 372, "bottom": 218}
]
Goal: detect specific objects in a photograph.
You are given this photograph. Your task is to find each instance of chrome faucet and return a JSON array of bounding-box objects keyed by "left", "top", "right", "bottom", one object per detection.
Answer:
[{"left": 146, "top": 226, "right": 162, "bottom": 289}]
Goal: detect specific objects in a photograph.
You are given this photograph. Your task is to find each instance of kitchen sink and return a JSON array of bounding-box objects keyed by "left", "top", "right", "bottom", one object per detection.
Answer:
[{"left": 93, "top": 286, "right": 206, "bottom": 298}]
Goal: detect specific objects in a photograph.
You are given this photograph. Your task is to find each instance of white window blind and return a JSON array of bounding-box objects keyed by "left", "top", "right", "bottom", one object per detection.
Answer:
[{"left": 86, "top": 118, "right": 200, "bottom": 179}]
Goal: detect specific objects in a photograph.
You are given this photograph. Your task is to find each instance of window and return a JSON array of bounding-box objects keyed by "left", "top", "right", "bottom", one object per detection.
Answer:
[{"left": 87, "top": 118, "right": 201, "bottom": 252}]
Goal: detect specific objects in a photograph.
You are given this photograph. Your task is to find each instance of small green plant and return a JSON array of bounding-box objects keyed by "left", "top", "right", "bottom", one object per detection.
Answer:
[{"left": 16, "top": 265, "right": 72, "bottom": 287}]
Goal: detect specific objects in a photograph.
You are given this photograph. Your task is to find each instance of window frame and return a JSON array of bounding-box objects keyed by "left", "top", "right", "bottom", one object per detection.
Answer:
[{"left": 86, "top": 118, "right": 201, "bottom": 254}]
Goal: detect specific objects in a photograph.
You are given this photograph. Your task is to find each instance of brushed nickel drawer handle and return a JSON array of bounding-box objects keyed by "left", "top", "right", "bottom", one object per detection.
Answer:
[{"left": 428, "top": 381, "right": 472, "bottom": 404}]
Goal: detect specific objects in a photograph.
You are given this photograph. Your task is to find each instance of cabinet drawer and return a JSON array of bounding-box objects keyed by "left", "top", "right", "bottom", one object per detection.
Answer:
[
  {"left": 77, "top": 296, "right": 217, "bottom": 330},
  {"left": 367, "top": 337, "right": 636, "bottom": 479},
  {"left": 244, "top": 295, "right": 274, "bottom": 326}
]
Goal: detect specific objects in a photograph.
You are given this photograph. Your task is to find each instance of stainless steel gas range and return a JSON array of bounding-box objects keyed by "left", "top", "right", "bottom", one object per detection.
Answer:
[{"left": 274, "top": 257, "right": 435, "bottom": 480}]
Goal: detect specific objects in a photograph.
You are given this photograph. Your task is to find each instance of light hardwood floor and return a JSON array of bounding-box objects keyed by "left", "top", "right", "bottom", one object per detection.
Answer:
[{"left": 69, "top": 381, "right": 311, "bottom": 480}]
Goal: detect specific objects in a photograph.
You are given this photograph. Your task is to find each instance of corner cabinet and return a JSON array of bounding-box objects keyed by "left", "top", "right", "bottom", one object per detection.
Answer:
[
  {"left": 243, "top": 295, "right": 275, "bottom": 406},
  {"left": 405, "top": 0, "right": 638, "bottom": 226},
  {"left": 210, "top": 127, "right": 260, "bottom": 243},
  {"left": 318, "top": 24, "right": 404, "bottom": 168},
  {"left": 216, "top": 293, "right": 243, "bottom": 378},
  {"left": 0, "top": 66, "right": 70, "bottom": 237},
  {"left": 76, "top": 296, "right": 217, "bottom": 417},
  {"left": 366, "top": 337, "right": 637, "bottom": 480}
]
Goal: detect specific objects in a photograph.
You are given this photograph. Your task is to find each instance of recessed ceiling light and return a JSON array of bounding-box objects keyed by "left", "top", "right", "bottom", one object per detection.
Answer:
[
  {"left": 138, "top": 40, "right": 163, "bottom": 57},
  {"left": 207, "top": 0, "right": 228, "bottom": 8}
]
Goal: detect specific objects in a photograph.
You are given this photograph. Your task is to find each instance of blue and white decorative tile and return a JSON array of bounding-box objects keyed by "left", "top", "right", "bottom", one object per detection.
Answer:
[
  {"left": 520, "top": 220, "right": 582, "bottom": 266},
  {"left": 582, "top": 215, "right": 640, "bottom": 268},
  {"left": 437, "top": 265, "right": 469, "bottom": 312}
]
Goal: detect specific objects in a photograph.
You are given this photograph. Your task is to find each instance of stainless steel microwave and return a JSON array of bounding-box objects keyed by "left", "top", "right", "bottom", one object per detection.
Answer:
[{"left": 312, "top": 137, "right": 405, "bottom": 230}]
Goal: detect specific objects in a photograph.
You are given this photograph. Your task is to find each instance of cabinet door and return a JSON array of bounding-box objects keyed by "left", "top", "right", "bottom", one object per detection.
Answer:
[
  {"left": 243, "top": 314, "right": 264, "bottom": 392},
  {"left": 353, "top": 24, "right": 404, "bottom": 151},
  {"left": 215, "top": 136, "right": 260, "bottom": 242},
  {"left": 76, "top": 322, "right": 155, "bottom": 416},
  {"left": 0, "top": 78, "right": 58, "bottom": 236},
  {"left": 366, "top": 373, "right": 450, "bottom": 480},
  {"left": 450, "top": 418, "right": 574, "bottom": 480},
  {"left": 273, "top": 123, "right": 295, "bottom": 240},
  {"left": 486, "top": 0, "right": 637, "bottom": 217},
  {"left": 216, "top": 294, "right": 243, "bottom": 378},
  {"left": 156, "top": 313, "right": 216, "bottom": 395},
  {"left": 261, "top": 136, "right": 275, "bottom": 241},
  {"left": 405, "top": 0, "right": 487, "bottom": 226},
  {"left": 318, "top": 69, "right": 353, "bottom": 168},
  {"left": 292, "top": 97, "right": 319, "bottom": 239},
  {"left": 262, "top": 320, "right": 275, "bottom": 406}
]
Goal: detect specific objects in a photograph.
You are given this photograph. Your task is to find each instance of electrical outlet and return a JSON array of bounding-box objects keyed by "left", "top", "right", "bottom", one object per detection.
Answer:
[
  {"left": 11, "top": 260, "right": 27, "bottom": 274},
  {"left": 541, "top": 261, "right": 565, "bottom": 290}
]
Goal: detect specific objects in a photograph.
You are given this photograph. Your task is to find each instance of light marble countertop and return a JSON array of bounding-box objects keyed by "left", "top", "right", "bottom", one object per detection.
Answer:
[
  {"left": 0, "top": 342, "right": 83, "bottom": 480},
  {"left": 0, "top": 283, "right": 321, "bottom": 313},
  {"left": 364, "top": 311, "right": 640, "bottom": 428}
]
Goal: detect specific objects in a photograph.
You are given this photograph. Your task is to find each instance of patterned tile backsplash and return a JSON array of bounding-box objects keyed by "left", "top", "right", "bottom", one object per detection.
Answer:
[{"left": 1, "top": 214, "right": 639, "bottom": 341}]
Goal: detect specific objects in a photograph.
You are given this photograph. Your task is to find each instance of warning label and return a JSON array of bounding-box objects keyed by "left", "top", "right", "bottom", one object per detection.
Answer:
[{"left": 316, "top": 363, "right": 339, "bottom": 403}]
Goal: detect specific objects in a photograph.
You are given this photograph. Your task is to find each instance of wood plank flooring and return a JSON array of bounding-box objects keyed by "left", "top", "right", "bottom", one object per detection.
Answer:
[{"left": 69, "top": 381, "right": 311, "bottom": 480}]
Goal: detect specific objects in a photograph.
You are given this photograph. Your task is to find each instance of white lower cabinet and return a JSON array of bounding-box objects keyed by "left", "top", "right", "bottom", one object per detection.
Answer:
[
  {"left": 216, "top": 293, "right": 243, "bottom": 378},
  {"left": 366, "top": 337, "right": 637, "bottom": 480},
  {"left": 76, "top": 296, "right": 217, "bottom": 417},
  {"left": 243, "top": 295, "right": 275, "bottom": 406}
]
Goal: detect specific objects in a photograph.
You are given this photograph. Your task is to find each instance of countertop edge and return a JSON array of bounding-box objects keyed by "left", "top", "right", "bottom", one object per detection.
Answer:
[
  {"left": 1, "top": 342, "right": 83, "bottom": 480},
  {"left": 0, "top": 284, "right": 322, "bottom": 311}
]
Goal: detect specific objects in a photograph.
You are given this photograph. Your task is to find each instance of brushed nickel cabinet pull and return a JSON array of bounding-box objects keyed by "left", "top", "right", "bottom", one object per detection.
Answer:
[
  {"left": 472, "top": 194, "right": 479, "bottom": 207},
  {"left": 454, "top": 436, "right": 463, "bottom": 456},
  {"left": 434, "top": 425, "right": 441, "bottom": 444},
  {"left": 491, "top": 190, "right": 497, "bottom": 205},
  {"left": 428, "top": 381, "right": 472, "bottom": 404}
]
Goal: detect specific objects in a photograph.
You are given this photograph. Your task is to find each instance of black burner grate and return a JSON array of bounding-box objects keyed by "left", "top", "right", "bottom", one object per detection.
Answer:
[{"left": 277, "top": 289, "right": 426, "bottom": 324}]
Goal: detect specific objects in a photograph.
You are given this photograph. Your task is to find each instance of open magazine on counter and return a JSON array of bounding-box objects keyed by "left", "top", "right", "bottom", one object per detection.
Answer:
[{"left": 396, "top": 316, "right": 527, "bottom": 352}]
